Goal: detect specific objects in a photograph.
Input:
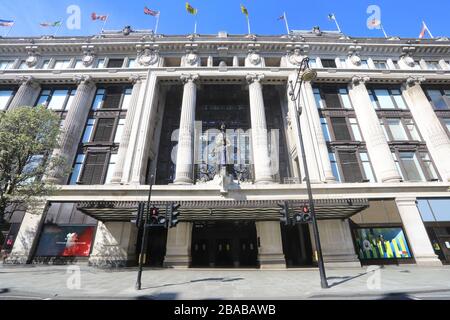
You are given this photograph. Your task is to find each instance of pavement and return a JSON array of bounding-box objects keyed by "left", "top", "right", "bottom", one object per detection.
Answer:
[{"left": 0, "top": 264, "right": 450, "bottom": 300}]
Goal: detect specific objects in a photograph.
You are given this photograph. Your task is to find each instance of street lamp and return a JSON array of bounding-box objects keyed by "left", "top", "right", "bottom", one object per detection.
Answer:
[{"left": 288, "top": 57, "right": 329, "bottom": 289}]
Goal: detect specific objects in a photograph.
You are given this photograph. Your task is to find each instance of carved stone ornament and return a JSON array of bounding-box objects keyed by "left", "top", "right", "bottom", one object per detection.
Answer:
[
  {"left": 138, "top": 48, "right": 159, "bottom": 66},
  {"left": 288, "top": 48, "right": 304, "bottom": 66},
  {"left": 185, "top": 51, "right": 199, "bottom": 66},
  {"left": 25, "top": 55, "right": 38, "bottom": 68},
  {"left": 406, "top": 76, "right": 426, "bottom": 87},
  {"left": 351, "top": 76, "right": 370, "bottom": 86},
  {"left": 82, "top": 53, "right": 95, "bottom": 67},
  {"left": 247, "top": 51, "right": 261, "bottom": 65},
  {"left": 401, "top": 55, "right": 416, "bottom": 67},
  {"left": 349, "top": 54, "right": 362, "bottom": 66}
]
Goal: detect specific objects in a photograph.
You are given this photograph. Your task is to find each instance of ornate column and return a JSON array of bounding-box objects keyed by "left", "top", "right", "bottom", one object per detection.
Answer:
[
  {"left": 395, "top": 197, "right": 442, "bottom": 266},
  {"left": 111, "top": 75, "right": 143, "bottom": 184},
  {"left": 402, "top": 77, "right": 450, "bottom": 182},
  {"left": 246, "top": 74, "right": 273, "bottom": 184},
  {"left": 47, "top": 75, "right": 96, "bottom": 184},
  {"left": 8, "top": 76, "right": 41, "bottom": 110},
  {"left": 128, "top": 73, "right": 160, "bottom": 185},
  {"left": 348, "top": 76, "right": 402, "bottom": 182},
  {"left": 174, "top": 74, "right": 199, "bottom": 185}
]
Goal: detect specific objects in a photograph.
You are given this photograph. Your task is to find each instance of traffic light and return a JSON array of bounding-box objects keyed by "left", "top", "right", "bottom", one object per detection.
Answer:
[
  {"left": 149, "top": 206, "right": 166, "bottom": 226},
  {"left": 278, "top": 201, "right": 290, "bottom": 226},
  {"left": 292, "top": 205, "right": 312, "bottom": 224},
  {"left": 168, "top": 203, "right": 181, "bottom": 228}
]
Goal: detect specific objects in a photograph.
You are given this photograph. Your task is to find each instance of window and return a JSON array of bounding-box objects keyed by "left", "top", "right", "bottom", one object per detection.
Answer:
[
  {"left": 104, "top": 154, "right": 118, "bottom": 184},
  {"left": 329, "top": 152, "right": 341, "bottom": 182},
  {"left": 114, "top": 118, "right": 126, "bottom": 143},
  {"left": 82, "top": 119, "right": 95, "bottom": 143},
  {"left": 397, "top": 152, "right": 425, "bottom": 182},
  {"left": 121, "top": 88, "right": 133, "bottom": 110},
  {"left": 320, "top": 86, "right": 351, "bottom": 109},
  {"left": 92, "top": 89, "right": 105, "bottom": 110},
  {"left": 53, "top": 60, "right": 71, "bottom": 69},
  {"left": 309, "top": 58, "right": 318, "bottom": 68},
  {"left": 320, "top": 117, "right": 331, "bottom": 142},
  {"left": 386, "top": 119, "right": 408, "bottom": 140},
  {"left": 360, "top": 60, "right": 369, "bottom": 69},
  {"left": 127, "top": 58, "right": 137, "bottom": 68},
  {"left": 321, "top": 59, "right": 337, "bottom": 68},
  {"left": 106, "top": 58, "right": 124, "bottom": 68},
  {"left": 69, "top": 154, "right": 85, "bottom": 185},
  {"left": 349, "top": 118, "right": 362, "bottom": 141},
  {"left": 426, "top": 61, "right": 442, "bottom": 70},
  {"left": 420, "top": 153, "right": 438, "bottom": 181},
  {"left": 79, "top": 153, "right": 108, "bottom": 185},
  {"left": 404, "top": 119, "right": 421, "bottom": 141},
  {"left": 368, "top": 88, "right": 408, "bottom": 110},
  {"left": 36, "top": 88, "right": 76, "bottom": 111},
  {"left": 330, "top": 117, "right": 352, "bottom": 141},
  {"left": 0, "top": 90, "right": 14, "bottom": 110},
  {"left": 373, "top": 60, "right": 388, "bottom": 69},
  {"left": 0, "top": 60, "right": 14, "bottom": 70},
  {"left": 18, "top": 60, "right": 35, "bottom": 70},
  {"left": 47, "top": 90, "right": 69, "bottom": 110},
  {"left": 443, "top": 118, "right": 450, "bottom": 133},
  {"left": 313, "top": 88, "right": 325, "bottom": 109},
  {"left": 92, "top": 118, "right": 115, "bottom": 142},
  {"left": 103, "top": 87, "right": 123, "bottom": 109},
  {"left": 337, "top": 151, "right": 363, "bottom": 183},
  {"left": 96, "top": 59, "right": 106, "bottom": 68},
  {"left": 339, "top": 58, "right": 347, "bottom": 68},
  {"left": 426, "top": 89, "right": 450, "bottom": 110},
  {"left": 360, "top": 152, "right": 376, "bottom": 182},
  {"left": 42, "top": 60, "right": 50, "bottom": 69}
]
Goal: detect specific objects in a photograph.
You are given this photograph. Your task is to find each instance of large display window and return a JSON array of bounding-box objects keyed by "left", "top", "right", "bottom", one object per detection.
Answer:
[
  {"left": 353, "top": 227, "right": 412, "bottom": 260},
  {"left": 35, "top": 225, "right": 96, "bottom": 257}
]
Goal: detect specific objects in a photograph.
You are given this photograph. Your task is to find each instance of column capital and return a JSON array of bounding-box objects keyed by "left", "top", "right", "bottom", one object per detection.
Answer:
[
  {"left": 129, "top": 74, "right": 143, "bottom": 84},
  {"left": 246, "top": 73, "right": 265, "bottom": 84},
  {"left": 350, "top": 75, "right": 371, "bottom": 87},
  {"left": 406, "top": 76, "right": 426, "bottom": 88},
  {"left": 180, "top": 73, "right": 199, "bottom": 84},
  {"left": 73, "top": 74, "right": 94, "bottom": 86},
  {"left": 15, "top": 76, "right": 39, "bottom": 89}
]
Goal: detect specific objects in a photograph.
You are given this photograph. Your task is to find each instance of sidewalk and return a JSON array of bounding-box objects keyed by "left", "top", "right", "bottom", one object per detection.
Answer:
[{"left": 0, "top": 264, "right": 449, "bottom": 300}]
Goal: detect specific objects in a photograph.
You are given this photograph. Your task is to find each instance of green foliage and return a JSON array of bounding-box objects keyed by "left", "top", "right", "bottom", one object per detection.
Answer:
[{"left": 0, "top": 106, "right": 64, "bottom": 223}]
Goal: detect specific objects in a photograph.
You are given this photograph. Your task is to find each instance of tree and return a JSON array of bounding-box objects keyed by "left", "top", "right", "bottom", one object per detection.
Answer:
[{"left": 0, "top": 106, "right": 65, "bottom": 225}]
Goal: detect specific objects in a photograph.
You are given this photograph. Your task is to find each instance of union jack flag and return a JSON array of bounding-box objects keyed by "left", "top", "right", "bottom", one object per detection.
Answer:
[
  {"left": 144, "top": 6, "right": 160, "bottom": 17},
  {"left": 91, "top": 13, "right": 108, "bottom": 21}
]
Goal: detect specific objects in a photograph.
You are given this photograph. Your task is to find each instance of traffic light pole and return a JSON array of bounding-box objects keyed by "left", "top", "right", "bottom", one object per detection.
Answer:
[{"left": 135, "top": 174, "right": 154, "bottom": 291}]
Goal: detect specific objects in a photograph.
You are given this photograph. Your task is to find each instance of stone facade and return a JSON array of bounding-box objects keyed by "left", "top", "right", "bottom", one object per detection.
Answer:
[{"left": 1, "top": 28, "right": 449, "bottom": 268}]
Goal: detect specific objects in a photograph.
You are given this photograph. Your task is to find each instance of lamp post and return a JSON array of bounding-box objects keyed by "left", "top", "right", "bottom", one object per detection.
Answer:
[{"left": 288, "top": 57, "right": 329, "bottom": 289}]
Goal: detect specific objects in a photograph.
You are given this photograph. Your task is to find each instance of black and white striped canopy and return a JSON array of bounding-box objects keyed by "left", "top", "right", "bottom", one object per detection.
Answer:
[{"left": 77, "top": 199, "right": 369, "bottom": 222}]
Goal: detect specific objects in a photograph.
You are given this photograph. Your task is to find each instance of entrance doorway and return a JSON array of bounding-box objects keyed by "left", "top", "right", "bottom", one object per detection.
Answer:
[
  {"left": 280, "top": 223, "right": 313, "bottom": 267},
  {"left": 191, "top": 221, "right": 258, "bottom": 268}
]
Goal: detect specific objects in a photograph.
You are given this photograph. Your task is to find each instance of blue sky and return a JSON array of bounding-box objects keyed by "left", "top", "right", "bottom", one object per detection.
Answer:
[{"left": 1, "top": 0, "right": 449, "bottom": 38}]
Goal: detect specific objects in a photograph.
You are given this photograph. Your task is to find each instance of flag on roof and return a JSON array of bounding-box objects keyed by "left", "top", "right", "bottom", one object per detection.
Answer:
[
  {"left": 185, "top": 2, "right": 198, "bottom": 15},
  {"left": 0, "top": 19, "right": 14, "bottom": 27},
  {"left": 144, "top": 6, "right": 160, "bottom": 17},
  {"left": 369, "top": 18, "right": 381, "bottom": 28},
  {"left": 91, "top": 13, "right": 108, "bottom": 21},
  {"left": 328, "top": 13, "right": 336, "bottom": 21},
  {"left": 277, "top": 14, "right": 285, "bottom": 21},
  {"left": 240, "top": 4, "right": 249, "bottom": 17},
  {"left": 40, "top": 21, "right": 62, "bottom": 27}
]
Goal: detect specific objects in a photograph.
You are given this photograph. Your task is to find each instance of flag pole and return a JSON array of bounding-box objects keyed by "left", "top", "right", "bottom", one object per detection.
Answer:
[
  {"left": 423, "top": 21, "right": 434, "bottom": 38},
  {"left": 53, "top": 19, "right": 62, "bottom": 37},
  {"left": 380, "top": 23, "right": 388, "bottom": 38},
  {"left": 247, "top": 16, "right": 251, "bottom": 35},
  {"left": 4, "top": 21, "right": 15, "bottom": 37},
  {"left": 154, "top": 13, "right": 160, "bottom": 34},
  {"left": 101, "top": 15, "right": 109, "bottom": 33},
  {"left": 332, "top": 14, "right": 342, "bottom": 33},
  {"left": 283, "top": 12, "right": 290, "bottom": 34},
  {"left": 194, "top": 19, "right": 197, "bottom": 34}
]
